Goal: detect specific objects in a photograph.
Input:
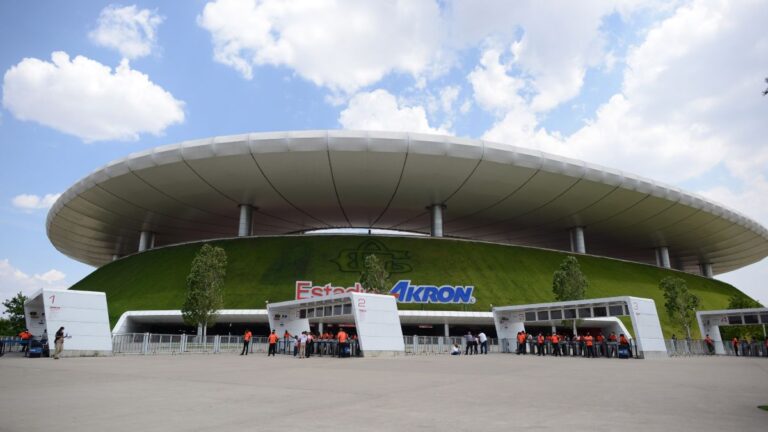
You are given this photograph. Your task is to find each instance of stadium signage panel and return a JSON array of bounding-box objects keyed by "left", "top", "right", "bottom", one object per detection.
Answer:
[{"left": 294, "top": 280, "right": 476, "bottom": 304}]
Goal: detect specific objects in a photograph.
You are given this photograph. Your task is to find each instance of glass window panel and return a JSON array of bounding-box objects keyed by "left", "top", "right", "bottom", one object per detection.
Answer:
[
  {"left": 727, "top": 315, "right": 742, "bottom": 325},
  {"left": 343, "top": 304, "right": 352, "bottom": 315},
  {"left": 325, "top": 306, "right": 332, "bottom": 316},
  {"left": 525, "top": 312, "right": 537, "bottom": 321},
  {"left": 537, "top": 311, "right": 549, "bottom": 321},
  {"left": 760, "top": 314, "right": 768, "bottom": 324},
  {"left": 593, "top": 306, "right": 607, "bottom": 317},
  {"left": 743, "top": 314, "right": 758, "bottom": 324},
  {"left": 316, "top": 307, "right": 324, "bottom": 317},
  {"left": 550, "top": 310, "right": 562, "bottom": 320},
  {"left": 578, "top": 308, "right": 592, "bottom": 318},
  {"left": 299, "top": 309, "right": 306, "bottom": 319},
  {"left": 564, "top": 309, "right": 576, "bottom": 319},
  {"left": 333, "top": 305, "right": 342, "bottom": 315},
  {"left": 307, "top": 308, "right": 315, "bottom": 318},
  {"left": 609, "top": 305, "right": 624, "bottom": 316}
]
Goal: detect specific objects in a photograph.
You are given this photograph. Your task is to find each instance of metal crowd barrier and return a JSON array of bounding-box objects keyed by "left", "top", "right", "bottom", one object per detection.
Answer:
[
  {"left": 112, "top": 333, "right": 270, "bottom": 355},
  {"left": 498, "top": 338, "right": 639, "bottom": 358},
  {"left": 666, "top": 339, "right": 768, "bottom": 357}
]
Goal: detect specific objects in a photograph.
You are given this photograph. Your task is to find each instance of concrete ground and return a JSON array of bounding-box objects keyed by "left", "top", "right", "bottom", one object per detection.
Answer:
[{"left": 0, "top": 353, "right": 766, "bottom": 432}]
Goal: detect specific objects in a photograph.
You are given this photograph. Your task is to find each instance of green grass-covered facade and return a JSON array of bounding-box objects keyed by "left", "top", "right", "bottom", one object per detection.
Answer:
[{"left": 71, "top": 235, "right": 747, "bottom": 337}]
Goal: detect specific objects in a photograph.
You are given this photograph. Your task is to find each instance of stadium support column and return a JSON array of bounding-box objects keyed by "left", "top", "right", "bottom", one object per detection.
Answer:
[
  {"left": 429, "top": 204, "right": 445, "bottom": 237},
  {"left": 655, "top": 247, "right": 671, "bottom": 268},
  {"left": 569, "top": 227, "right": 586, "bottom": 253},
  {"left": 138, "top": 231, "right": 155, "bottom": 252},
  {"left": 444, "top": 323, "right": 450, "bottom": 337},
  {"left": 238, "top": 204, "right": 253, "bottom": 237},
  {"left": 699, "top": 262, "right": 714, "bottom": 278}
]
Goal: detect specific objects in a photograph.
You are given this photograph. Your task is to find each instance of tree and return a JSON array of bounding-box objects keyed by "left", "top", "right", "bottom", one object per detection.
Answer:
[
  {"left": 2, "top": 292, "right": 28, "bottom": 334},
  {"left": 659, "top": 277, "right": 700, "bottom": 339},
  {"left": 359, "top": 254, "right": 389, "bottom": 294},
  {"left": 181, "top": 244, "right": 227, "bottom": 339},
  {"left": 727, "top": 294, "right": 762, "bottom": 310},
  {"left": 552, "top": 256, "right": 588, "bottom": 301},
  {"left": 552, "top": 256, "right": 588, "bottom": 335}
]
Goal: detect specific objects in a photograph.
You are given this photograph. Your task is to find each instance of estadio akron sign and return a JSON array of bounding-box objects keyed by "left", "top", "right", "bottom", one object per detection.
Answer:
[{"left": 295, "top": 280, "right": 476, "bottom": 304}]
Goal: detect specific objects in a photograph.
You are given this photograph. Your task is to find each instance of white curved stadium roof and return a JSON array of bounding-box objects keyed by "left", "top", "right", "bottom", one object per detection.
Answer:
[{"left": 47, "top": 130, "right": 768, "bottom": 273}]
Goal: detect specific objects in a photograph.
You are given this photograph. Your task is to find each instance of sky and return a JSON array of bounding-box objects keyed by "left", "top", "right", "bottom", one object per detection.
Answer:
[{"left": 1, "top": 0, "right": 767, "bottom": 307}]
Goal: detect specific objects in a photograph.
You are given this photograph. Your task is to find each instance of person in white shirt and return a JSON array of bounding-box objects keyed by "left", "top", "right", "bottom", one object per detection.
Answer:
[
  {"left": 478, "top": 331, "right": 488, "bottom": 355},
  {"left": 451, "top": 343, "right": 461, "bottom": 355},
  {"left": 299, "top": 332, "right": 308, "bottom": 358}
]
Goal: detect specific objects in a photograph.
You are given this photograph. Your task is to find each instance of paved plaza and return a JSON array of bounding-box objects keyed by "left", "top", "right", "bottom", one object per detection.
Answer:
[{"left": 1, "top": 353, "right": 766, "bottom": 431}]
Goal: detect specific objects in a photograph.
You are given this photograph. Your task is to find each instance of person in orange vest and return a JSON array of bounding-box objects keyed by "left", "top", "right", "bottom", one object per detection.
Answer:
[
  {"left": 240, "top": 329, "right": 252, "bottom": 356},
  {"left": 337, "top": 329, "right": 349, "bottom": 358},
  {"left": 596, "top": 332, "right": 606, "bottom": 357},
  {"left": 537, "top": 333, "right": 545, "bottom": 356},
  {"left": 704, "top": 334, "right": 714, "bottom": 355},
  {"left": 18, "top": 330, "right": 32, "bottom": 353},
  {"left": 584, "top": 332, "right": 595, "bottom": 358},
  {"left": 551, "top": 333, "right": 561, "bottom": 356},
  {"left": 515, "top": 332, "right": 524, "bottom": 355},
  {"left": 267, "top": 329, "right": 278, "bottom": 356},
  {"left": 618, "top": 333, "right": 630, "bottom": 359}
]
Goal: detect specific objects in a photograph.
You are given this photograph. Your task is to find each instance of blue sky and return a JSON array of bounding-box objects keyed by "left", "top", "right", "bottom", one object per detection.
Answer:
[{"left": 1, "top": 0, "right": 767, "bottom": 305}]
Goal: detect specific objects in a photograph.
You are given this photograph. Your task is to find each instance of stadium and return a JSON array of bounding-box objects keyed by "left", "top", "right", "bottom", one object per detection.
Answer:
[{"left": 47, "top": 130, "right": 768, "bottom": 338}]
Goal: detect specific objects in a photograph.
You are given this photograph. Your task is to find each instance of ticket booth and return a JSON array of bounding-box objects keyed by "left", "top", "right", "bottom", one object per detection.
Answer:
[
  {"left": 267, "top": 292, "right": 404, "bottom": 357},
  {"left": 24, "top": 288, "right": 112, "bottom": 357}
]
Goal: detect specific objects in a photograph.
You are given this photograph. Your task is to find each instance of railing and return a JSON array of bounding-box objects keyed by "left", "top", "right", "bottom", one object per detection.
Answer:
[
  {"left": 666, "top": 339, "right": 768, "bottom": 357},
  {"left": 497, "top": 338, "right": 639, "bottom": 358},
  {"left": 109, "top": 334, "right": 768, "bottom": 357},
  {"left": 112, "top": 333, "right": 270, "bottom": 355}
]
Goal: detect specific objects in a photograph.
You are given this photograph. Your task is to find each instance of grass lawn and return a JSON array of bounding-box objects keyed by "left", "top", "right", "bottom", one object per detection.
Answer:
[{"left": 71, "top": 235, "right": 747, "bottom": 337}]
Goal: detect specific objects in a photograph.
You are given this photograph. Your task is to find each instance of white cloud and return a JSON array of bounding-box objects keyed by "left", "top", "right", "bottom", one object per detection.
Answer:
[
  {"left": 338, "top": 89, "right": 448, "bottom": 135},
  {"left": 198, "top": 0, "right": 444, "bottom": 93},
  {"left": 0, "top": 259, "right": 68, "bottom": 307},
  {"left": 467, "top": 48, "right": 527, "bottom": 115},
  {"left": 451, "top": 1, "right": 623, "bottom": 113},
  {"left": 11, "top": 193, "right": 61, "bottom": 211},
  {"left": 482, "top": 0, "right": 767, "bottom": 185},
  {"left": 439, "top": 85, "right": 460, "bottom": 114},
  {"left": 2, "top": 51, "right": 185, "bottom": 142},
  {"left": 89, "top": 5, "right": 164, "bottom": 60}
]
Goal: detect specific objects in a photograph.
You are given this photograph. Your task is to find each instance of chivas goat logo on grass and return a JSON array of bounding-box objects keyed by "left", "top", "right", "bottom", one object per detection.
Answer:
[{"left": 332, "top": 239, "right": 412, "bottom": 273}]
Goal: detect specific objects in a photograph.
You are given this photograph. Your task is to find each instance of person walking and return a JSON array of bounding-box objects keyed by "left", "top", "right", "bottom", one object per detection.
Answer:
[
  {"left": 478, "top": 331, "right": 488, "bottom": 355},
  {"left": 267, "top": 330, "right": 278, "bottom": 356},
  {"left": 240, "top": 329, "right": 252, "bottom": 355},
  {"left": 53, "top": 327, "right": 65, "bottom": 359},
  {"left": 732, "top": 337, "right": 739, "bottom": 356}
]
